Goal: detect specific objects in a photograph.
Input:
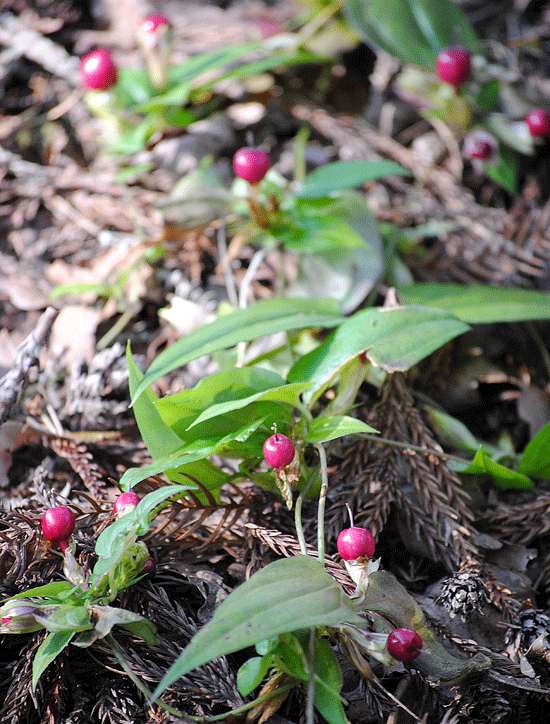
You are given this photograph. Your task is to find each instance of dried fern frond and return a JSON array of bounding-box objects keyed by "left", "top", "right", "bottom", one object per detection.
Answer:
[
  {"left": 328, "top": 373, "right": 478, "bottom": 571},
  {"left": 480, "top": 493, "right": 550, "bottom": 545}
]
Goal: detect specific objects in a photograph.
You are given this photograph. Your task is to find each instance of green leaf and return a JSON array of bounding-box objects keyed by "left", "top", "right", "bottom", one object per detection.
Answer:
[
  {"left": 474, "top": 80, "right": 500, "bottom": 112},
  {"left": 34, "top": 605, "right": 92, "bottom": 634},
  {"left": 305, "top": 415, "right": 378, "bottom": 444},
  {"left": 295, "top": 160, "right": 409, "bottom": 199},
  {"left": 94, "top": 485, "right": 190, "bottom": 559},
  {"left": 237, "top": 656, "right": 273, "bottom": 696},
  {"left": 152, "top": 555, "right": 363, "bottom": 701},
  {"left": 32, "top": 631, "right": 74, "bottom": 690},
  {"left": 410, "top": 0, "right": 481, "bottom": 56},
  {"left": 484, "top": 145, "right": 517, "bottom": 195},
  {"left": 452, "top": 447, "right": 533, "bottom": 490},
  {"left": 127, "top": 346, "right": 184, "bottom": 460},
  {"left": 312, "top": 637, "right": 347, "bottom": 724},
  {"left": 518, "top": 421, "right": 550, "bottom": 479},
  {"left": 7, "top": 581, "right": 75, "bottom": 601},
  {"left": 288, "top": 305, "right": 469, "bottom": 404},
  {"left": 131, "top": 297, "right": 343, "bottom": 403},
  {"left": 397, "top": 284, "right": 550, "bottom": 323}
]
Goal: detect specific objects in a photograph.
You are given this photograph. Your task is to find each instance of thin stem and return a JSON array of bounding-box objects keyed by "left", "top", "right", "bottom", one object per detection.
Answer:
[
  {"left": 217, "top": 224, "right": 239, "bottom": 309},
  {"left": 295, "top": 463, "right": 320, "bottom": 555},
  {"left": 315, "top": 442, "right": 329, "bottom": 566},
  {"left": 236, "top": 247, "right": 267, "bottom": 367},
  {"left": 360, "top": 432, "right": 466, "bottom": 464},
  {"left": 527, "top": 321, "right": 550, "bottom": 380}
]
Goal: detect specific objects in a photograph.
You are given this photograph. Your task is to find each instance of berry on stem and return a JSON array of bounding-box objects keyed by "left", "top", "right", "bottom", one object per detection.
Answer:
[
  {"left": 526, "top": 109, "right": 550, "bottom": 138},
  {"left": 114, "top": 492, "right": 140, "bottom": 518},
  {"left": 41, "top": 506, "right": 75, "bottom": 551},
  {"left": 463, "top": 130, "right": 497, "bottom": 161},
  {"left": 233, "top": 148, "right": 271, "bottom": 184},
  {"left": 387, "top": 628, "right": 423, "bottom": 662},
  {"left": 80, "top": 48, "right": 118, "bottom": 90},
  {"left": 435, "top": 45, "right": 471, "bottom": 88},
  {"left": 337, "top": 527, "right": 375, "bottom": 561},
  {"left": 263, "top": 433, "right": 295, "bottom": 469},
  {"left": 140, "top": 13, "right": 172, "bottom": 35}
]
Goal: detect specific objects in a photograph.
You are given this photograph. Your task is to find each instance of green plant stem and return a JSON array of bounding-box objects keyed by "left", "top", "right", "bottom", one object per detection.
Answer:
[
  {"left": 107, "top": 632, "right": 295, "bottom": 722},
  {"left": 360, "top": 432, "right": 467, "bottom": 464},
  {"left": 236, "top": 247, "right": 267, "bottom": 367},
  {"left": 295, "top": 0, "right": 343, "bottom": 47},
  {"left": 315, "top": 442, "right": 329, "bottom": 566},
  {"left": 527, "top": 321, "right": 550, "bottom": 380},
  {"left": 97, "top": 304, "right": 139, "bottom": 351},
  {"left": 306, "top": 627, "right": 316, "bottom": 724},
  {"left": 217, "top": 223, "right": 239, "bottom": 309},
  {"left": 295, "top": 463, "right": 321, "bottom": 555}
]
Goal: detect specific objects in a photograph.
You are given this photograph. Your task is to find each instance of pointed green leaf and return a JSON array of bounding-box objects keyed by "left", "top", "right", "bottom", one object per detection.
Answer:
[
  {"left": 296, "top": 160, "right": 409, "bottom": 199},
  {"left": 32, "top": 631, "right": 74, "bottom": 690},
  {"left": 152, "top": 555, "right": 363, "bottom": 701},
  {"left": 410, "top": 0, "right": 481, "bottom": 55},
  {"left": 305, "top": 415, "right": 378, "bottom": 444},
  {"left": 7, "top": 581, "right": 75, "bottom": 601},
  {"left": 131, "top": 298, "right": 343, "bottom": 403},
  {"left": 312, "top": 637, "right": 347, "bottom": 724},
  {"left": 288, "top": 305, "right": 469, "bottom": 404},
  {"left": 397, "top": 284, "right": 550, "bottom": 323},
  {"left": 452, "top": 447, "right": 533, "bottom": 490},
  {"left": 518, "top": 421, "right": 550, "bottom": 479}
]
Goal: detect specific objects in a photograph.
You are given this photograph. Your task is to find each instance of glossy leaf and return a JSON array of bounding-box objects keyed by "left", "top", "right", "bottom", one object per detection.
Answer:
[
  {"left": 410, "top": 0, "right": 481, "bottom": 55},
  {"left": 398, "top": 284, "right": 550, "bottom": 323},
  {"left": 305, "top": 415, "right": 378, "bottom": 444},
  {"left": 288, "top": 305, "right": 469, "bottom": 404},
  {"left": 152, "top": 555, "right": 363, "bottom": 700},
  {"left": 452, "top": 447, "right": 533, "bottom": 490},
  {"left": 131, "top": 297, "right": 343, "bottom": 403},
  {"left": 518, "top": 421, "right": 550, "bottom": 479},
  {"left": 295, "top": 160, "right": 409, "bottom": 199},
  {"left": 237, "top": 656, "right": 272, "bottom": 696}
]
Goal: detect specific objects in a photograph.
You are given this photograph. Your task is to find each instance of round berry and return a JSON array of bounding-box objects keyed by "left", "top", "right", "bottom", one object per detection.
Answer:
[
  {"left": 263, "top": 433, "right": 295, "bottom": 469},
  {"left": 142, "top": 556, "right": 156, "bottom": 576},
  {"left": 387, "top": 628, "right": 423, "bottom": 662},
  {"left": 435, "top": 45, "right": 471, "bottom": 88},
  {"left": 41, "top": 507, "right": 76, "bottom": 546},
  {"left": 463, "top": 131, "right": 497, "bottom": 161},
  {"left": 337, "top": 527, "right": 375, "bottom": 561},
  {"left": 526, "top": 108, "right": 550, "bottom": 138},
  {"left": 80, "top": 48, "right": 118, "bottom": 90},
  {"left": 233, "top": 148, "right": 271, "bottom": 184},
  {"left": 113, "top": 492, "right": 140, "bottom": 517},
  {"left": 140, "top": 13, "right": 172, "bottom": 34}
]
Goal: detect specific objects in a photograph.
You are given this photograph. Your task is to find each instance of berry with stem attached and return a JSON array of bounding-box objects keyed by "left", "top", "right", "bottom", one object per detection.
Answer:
[
  {"left": 526, "top": 109, "right": 550, "bottom": 138},
  {"left": 463, "top": 130, "right": 497, "bottom": 161},
  {"left": 41, "top": 506, "right": 75, "bottom": 552},
  {"left": 114, "top": 492, "right": 140, "bottom": 518},
  {"left": 337, "top": 526, "right": 375, "bottom": 561},
  {"left": 233, "top": 148, "right": 271, "bottom": 185},
  {"left": 263, "top": 432, "right": 295, "bottom": 469},
  {"left": 80, "top": 48, "right": 118, "bottom": 90},
  {"left": 435, "top": 45, "right": 471, "bottom": 89},
  {"left": 137, "top": 13, "right": 173, "bottom": 90},
  {"left": 386, "top": 628, "right": 423, "bottom": 662}
]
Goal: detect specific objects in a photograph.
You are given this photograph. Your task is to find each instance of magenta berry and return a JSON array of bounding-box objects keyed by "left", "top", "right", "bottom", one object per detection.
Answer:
[
  {"left": 463, "top": 131, "right": 497, "bottom": 161},
  {"left": 435, "top": 45, "right": 471, "bottom": 88},
  {"left": 386, "top": 628, "right": 423, "bottom": 662},
  {"left": 263, "top": 433, "right": 295, "bottom": 469},
  {"left": 80, "top": 48, "right": 118, "bottom": 91},
  {"left": 337, "top": 527, "right": 375, "bottom": 561},
  {"left": 233, "top": 148, "right": 271, "bottom": 184},
  {"left": 142, "top": 556, "right": 156, "bottom": 576},
  {"left": 526, "top": 108, "right": 550, "bottom": 138},
  {"left": 41, "top": 506, "right": 75, "bottom": 548},
  {"left": 140, "top": 13, "right": 172, "bottom": 34},
  {"left": 113, "top": 492, "right": 140, "bottom": 517}
]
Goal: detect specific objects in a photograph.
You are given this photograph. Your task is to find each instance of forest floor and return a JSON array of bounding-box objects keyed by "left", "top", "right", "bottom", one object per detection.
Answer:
[{"left": 2, "top": 1, "right": 550, "bottom": 723}]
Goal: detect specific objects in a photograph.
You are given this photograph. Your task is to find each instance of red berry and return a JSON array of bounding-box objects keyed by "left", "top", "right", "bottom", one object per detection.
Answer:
[
  {"left": 263, "top": 433, "right": 295, "bottom": 469},
  {"left": 80, "top": 48, "right": 118, "bottom": 90},
  {"left": 142, "top": 556, "right": 156, "bottom": 576},
  {"left": 463, "top": 131, "right": 497, "bottom": 161},
  {"left": 337, "top": 527, "right": 375, "bottom": 561},
  {"left": 141, "top": 13, "right": 172, "bottom": 34},
  {"left": 233, "top": 148, "right": 271, "bottom": 184},
  {"left": 387, "top": 628, "right": 423, "bottom": 662},
  {"left": 435, "top": 45, "right": 471, "bottom": 88},
  {"left": 113, "top": 492, "right": 140, "bottom": 517},
  {"left": 526, "top": 108, "right": 550, "bottom": 138},
  {"left": 41, "top": 507, "right": 75, "bottom": 546}
]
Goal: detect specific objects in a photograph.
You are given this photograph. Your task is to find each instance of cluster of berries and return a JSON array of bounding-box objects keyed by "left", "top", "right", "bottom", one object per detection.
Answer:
[
  {"left": 435, "top": 44, "right": 550, "bottom": 162},
  {"left": 41, "top": 492, "right": 155, "bottom": 576}
]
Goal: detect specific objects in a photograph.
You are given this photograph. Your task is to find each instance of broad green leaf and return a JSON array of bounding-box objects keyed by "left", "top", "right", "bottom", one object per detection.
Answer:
[
  {"left": 152, "top": 555, "right": 363, "bottom": 701},
  {"left": 277, "top": 216, "right": 367, "bottom": 254},
  {"left": 518, "top": 421, "right": 550, "bottom": 479},
  {"left": 312, "top": 637, "right": 347, "bottom": 724},
  {"left": 306, "top": 415, "right": 378, "bottom": 444},
  {"left": 484, "top": 146, "right": 517, "bottom": 195},
  {"left": 72, "top": 606, "right": 157, "bottom": 647},
  {"left": 7, "top": 581, "right": 75, "bottom": 601},
  {"left": 295, "top": 160, "right": 409, "bottom": 199},
  {"left": 127, "top": 346, "right": 183, "bottom": 460},
  {"left": 288, "top": 305, "right": 469, "bottom": 404},
  {"left": 131, "top": 297, "right": 343, "bottom": 403},
  {"left": 33, "top": 631, "right": 74, "bottom": 690},
  {"left": 237, "top": 656, "right": 272, "bottom": 696},
  {"left": 94, "top": 485, "right": 189, "bottom": 559},
  {"left": 34, "top": 605, "right": 92, "bottom": 634},
  {"left": 410, "top": 0, "right": 481, "bottom": 56},
  {"left": 397, "top": 284, "right": 550, "bottom": 323},
  {"left": 423, "top": 405, "right": 501, "bottom": 457},
  {"left": 451, "top": 447, "right": 533, "bottom": 490}
]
